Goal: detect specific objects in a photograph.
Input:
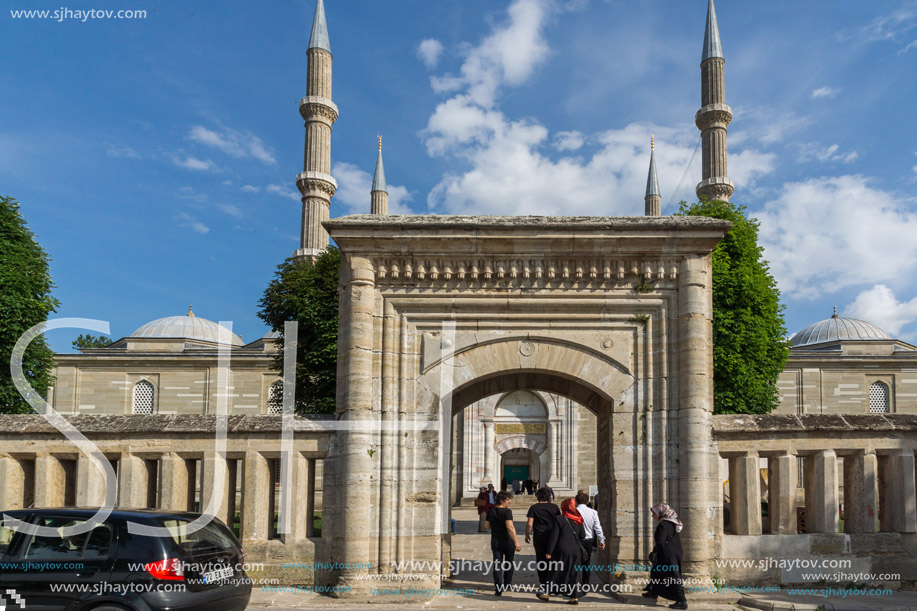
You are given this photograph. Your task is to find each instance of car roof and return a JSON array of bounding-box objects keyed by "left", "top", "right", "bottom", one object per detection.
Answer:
[{"left": 1, "top": 508, "right": 206, "bottom": 522}]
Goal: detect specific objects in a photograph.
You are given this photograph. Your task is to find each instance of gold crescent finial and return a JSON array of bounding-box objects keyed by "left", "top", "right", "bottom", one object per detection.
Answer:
[
  {"left": 378, "top": 135, "right": 382, "bottom": 151},
  {"left": 187, "top": 305, "right": 194, "bottom": 317},
  {"left": 651, "top": 134, "right": 655, "bottom": 150},
  {"left": 832, "top": 306, "right": 838, "bottom": 318}
]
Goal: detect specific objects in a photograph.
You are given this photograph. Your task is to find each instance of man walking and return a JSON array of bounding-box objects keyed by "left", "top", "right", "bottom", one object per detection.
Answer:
[
  {"left": 525, "top": 487, "right": 560, "bottom": 599},
  {"left": 576, "top": 489, "right": 605, "bottom": 597},
  {"left": 487, "top": 491, "right": 521, "bottom": 596}
]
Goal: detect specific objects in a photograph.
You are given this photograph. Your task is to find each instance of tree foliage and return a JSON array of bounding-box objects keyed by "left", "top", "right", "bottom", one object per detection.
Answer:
[
  {"left": 677, "top": 199, "right": 789, "bottom": 414},
  {"left": 0, "top": 196, "right": 60, "bottom": 414},
  {"left": 72, "top": 334, "right": 112, "bottom": 350},
  {"left": 257, "top": 248, "right": 340, "bottom": 414}
]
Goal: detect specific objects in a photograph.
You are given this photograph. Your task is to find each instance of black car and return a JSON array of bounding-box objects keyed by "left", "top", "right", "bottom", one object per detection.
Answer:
[{"left": 0, "top": 508, "right": 251, "bottom": 611}]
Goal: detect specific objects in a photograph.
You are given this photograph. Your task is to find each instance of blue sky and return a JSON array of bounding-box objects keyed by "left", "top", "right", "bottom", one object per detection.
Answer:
[{"left": 3, "top": 0, "right": 917, "bottom": 352}]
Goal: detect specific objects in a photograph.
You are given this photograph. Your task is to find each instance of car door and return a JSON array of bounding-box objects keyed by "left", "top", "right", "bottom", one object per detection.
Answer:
[
  {"left": 9, "top": 515, "right": 114, "bottom": 610},
  {"left": 0, "top": 513, "right": 31, "bottom": 609}
]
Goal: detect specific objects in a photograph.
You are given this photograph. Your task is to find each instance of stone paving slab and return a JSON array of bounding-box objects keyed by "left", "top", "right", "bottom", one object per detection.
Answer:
[{"left": 740, "top": 591, "right": 917, "bottom": 611}]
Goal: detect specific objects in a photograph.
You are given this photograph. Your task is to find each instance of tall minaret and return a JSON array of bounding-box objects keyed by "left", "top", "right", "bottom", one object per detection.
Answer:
[
  {"left": 695, "top": 0, "right": 734, "bottom": 202},
  {"left": 295, "top": 0, "right": 339, "bottom": 260},
  {"left": 645, "top": 135, "right": 661, "bottom": 216},
  {"left": 371, "top": 136, "right": 388, "bottom": 215}
]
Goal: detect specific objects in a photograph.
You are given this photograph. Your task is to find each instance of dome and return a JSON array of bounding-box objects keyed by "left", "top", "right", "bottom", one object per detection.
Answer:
[
  {"left": 131, "top": 307, "right": 243, "bottom": 346},
  {"left": 790, "top": 309, "right": 891, "bottom": 348}
]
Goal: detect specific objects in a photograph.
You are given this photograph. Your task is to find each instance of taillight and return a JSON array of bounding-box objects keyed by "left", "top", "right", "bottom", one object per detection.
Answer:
[{"left": 145, "top": 557, "right": 185, "bottom": 581}]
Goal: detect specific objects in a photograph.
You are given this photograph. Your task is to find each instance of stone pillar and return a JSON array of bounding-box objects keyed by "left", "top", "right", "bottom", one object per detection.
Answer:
[
  {"left": 76, "top": 455, "right": 110, "bottom": 507},
  {"left": 119, "top": 454, "right": 149, "bottom": 508},
  {"left": 0, "top": 456, "right": 26, "bottom": 509},
  {"left": 159, "top": 454, "right": 190, "bottom": 511},
  {"left": 482, "top": 420, "right": 495, "bottom": 486},
  {"left": 202, "top": 453, "right": 233, "bottom": 526},
  {"left": 286, "top": 452, "right": 310, "bottom": 541},
  {"left": 728, "top": 453, "right": 761, "bottom": 535},
  {"left": 35, "top": 455, "right": 66, "bottom": 508},
  {"left": 768, "top": 454, "right": 797, "bottom": 535},
  {"left": 804, "top": 450, "right": 839, "bottom": 533},
  {"left": 881, "top": 450, "right": 917, "bottom": 533},
  {"left": 844, "top": 452, "right": 878, "bottom": 534},
  {"left": 242, "top": 450, "right": 271, "bottom": 542},
  {"left": 333, "top": 255, "right": 376, "bottom": 580},
  {"left": 305, "top": 457, "right": 317, "bottom": 538},
  {"left": 677, "top": 254, "right": 718, "bottom": 569},
  {"left": 545, "top": 419, "right": 556, "bottom": 485}
]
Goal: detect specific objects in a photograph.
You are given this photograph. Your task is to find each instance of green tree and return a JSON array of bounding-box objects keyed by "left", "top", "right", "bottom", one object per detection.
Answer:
[
  {"left": 257, "top": 248, "right": 340, "bottom": 414},
  {"left": 72, "top": 334, "right": 112, "bottom": 350},
  {"left": 0, "top": 196, "right": 60, "bottom": 413},
  {"left": 677, "top": 198, "right": 789, "bottom": 414}
]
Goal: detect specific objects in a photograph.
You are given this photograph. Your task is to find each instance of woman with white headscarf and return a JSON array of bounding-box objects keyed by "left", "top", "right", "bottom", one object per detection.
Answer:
[{"left": 642, "top": 503, "right": 687, "bottom": 609}]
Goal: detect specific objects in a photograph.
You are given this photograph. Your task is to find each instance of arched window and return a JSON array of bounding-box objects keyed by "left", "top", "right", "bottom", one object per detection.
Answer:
[
  {"left": 268, "top": 381, "right": 283, "bottom": 415},
  {"left": 868, "top": 381, "right": 890, "bottom": 413},
  {"left": 133, "top": 380, "right": 154, "bottom": 414}
]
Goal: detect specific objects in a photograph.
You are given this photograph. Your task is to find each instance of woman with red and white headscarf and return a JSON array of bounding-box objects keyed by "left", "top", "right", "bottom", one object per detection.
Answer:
[{"left": 643, "top": 503, "right": 687, "bottom": 609}]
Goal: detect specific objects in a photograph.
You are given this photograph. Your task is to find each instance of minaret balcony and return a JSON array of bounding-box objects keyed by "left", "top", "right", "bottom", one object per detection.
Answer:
[
  {"left": 298, "top": 96, "right": 339, "bottom": 123},
  {"left": 695, "top": 103, "right": 733, "bottom": 130}
]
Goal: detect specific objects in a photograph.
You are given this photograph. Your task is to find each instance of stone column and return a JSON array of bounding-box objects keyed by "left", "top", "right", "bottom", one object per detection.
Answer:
[
  {"left": 677, "top": 254, "right": 718, "bottom": 569},
  {"left": 768, "top": 454, "right": 797, "bottom": 535},
  {"left": 287, "top": 452, "right": 310, "bottom": 541},
  {"left": 35, "top": 455, "right": 66, "bottom": 508},
  {"left": 241, "top": 450, "right": 271, "bottom": 542},
  {"left": 0, "top": 457, "right": 26, "bottom": 509},
  {"left": 305, "top": 457, "right": 317, "bottom": 538},
  {"left": 119, "top": 454, "right": 149, "bottom": 508},
  {"left": 202, "top": 452, "right": 233, "bottom": 526},
  {"left": 76, "top": 455, "right": 110, "bottom": 507},
  {"left": 804, "top": 450, "right": 838, "bottom": 533},
  {"left": 545, "top": 419, "right": 556, "bottom": 485},
  {"left": 728, "top": 453, "right": 761, "bottom": 535},
  {"left": 333, "top": 255, "right": 377, "bottom": 580},
  {"left": 482, "top": 420, "right": 495, "bottom": 486},
  {"left": 159, "top": 454, "right": 190, "bottom": 511},
  {"left": 881, "top": 450, "right": 917, "bottom": 533},
  {"left": 843, "top": 452, "right": 878, "bottom": 534}
]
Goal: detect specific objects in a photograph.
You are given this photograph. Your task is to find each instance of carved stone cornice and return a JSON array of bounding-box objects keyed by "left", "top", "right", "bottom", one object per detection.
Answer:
[
  {"left": 299, "top": 96, "right": 339, "bottom": 123},
  {"left": 371, "top": 256, "right": 681, "bottom": 289},
  {"left": 296, "top": 171, "right": 338, "bottom": 198},
  {"left": 695, "top": 103, "right": 733, "bottom": 130}
]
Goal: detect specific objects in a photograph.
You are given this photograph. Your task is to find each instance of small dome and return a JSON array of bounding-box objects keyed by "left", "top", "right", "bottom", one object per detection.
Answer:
[
  {"left": 790, "top": 309, "right": 891, "bottom": 348},
  {"left": 131, "top": 308, "right": 243, "bottom": 346}
]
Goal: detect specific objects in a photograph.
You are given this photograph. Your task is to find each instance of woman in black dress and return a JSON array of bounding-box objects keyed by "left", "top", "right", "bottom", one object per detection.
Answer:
[
  {"left": 545, "top": 498, "right": 587, "bottom": 604},
  {"left": 643, "top": 503, "right": 688, "bottom": 610}
]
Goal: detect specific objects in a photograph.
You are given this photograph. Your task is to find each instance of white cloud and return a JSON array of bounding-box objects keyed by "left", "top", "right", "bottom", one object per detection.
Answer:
[
  {"left": 846, "top": 285, "right": 917, "bottom": 337},
  {"left": 332, "top": 162, "right": 413, "bottom": 214},
  {"left": 188, "top": 125, "right": 276, "bottom": 165},
  {"left": 553, "top": 131, "right": 584, "bottom": 152},
  {"left": 846, "top": 9, "right": 917, "bottom": 46},
  {"left": 417, "top": 38, "right": 444, "bottom": 70},
  {"left": 810, "top": 86, "right": 839, "bottom": 99},
  {"left": 216, "top": 203, "right": 243, "bottom": 218},
  {"left": 241, "top": 184, "right": 261, "bottom": 193},
  {"left": 430, "top": 0, "right": 551, "bottom": 107},
  {"left": 221, "top": 180, "right": 233, "bottom": 186},
  {"left": 107, "top": 145, "right": 141, "bottom": 159},
  {"left": 173, "top": 156, "right": 217, "bottom": 171},
  {"left": 175, "top": 212, "right": 209, "bottom": 234},
  {"left": 757, "top": 175, "right": 917, "bottom": 299},
  {"left": 902, "top": 39, "right": 917, "bottom": 54},
  {"left": 266, "top": 184, "right": 300, "bottom": 201},
  {"left": 798, "top": 143, "right": 858, "bottom": 164}
]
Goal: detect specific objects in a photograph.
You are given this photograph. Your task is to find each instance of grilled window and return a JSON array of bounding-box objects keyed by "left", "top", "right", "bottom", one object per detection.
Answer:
[
  {"left": 869, "top": 381, "right": 889, "bottom": 413},
  {"left": 133, "top": 380, "right": 154, "bottom": 414},
  {"left": 268, "top": 381, "right": 283, "bottom": 415}
]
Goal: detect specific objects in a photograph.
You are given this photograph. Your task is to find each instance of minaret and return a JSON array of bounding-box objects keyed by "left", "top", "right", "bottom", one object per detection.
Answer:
[
  {"left": 295, "top": 0, "right": 339, "bottom": 260},
  {"left": 645, "top": 135, "right": 661, "bottom": 216},
  {"left": 371, "top": 136, "right": 388, "bottom": 215},
  {"left": 695, "top": 0, "right": 734, "bottom": 202}
]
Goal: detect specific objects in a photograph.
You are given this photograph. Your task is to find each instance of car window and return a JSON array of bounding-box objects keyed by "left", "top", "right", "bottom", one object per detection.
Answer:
[
  {"left": 23, "top": 517, "right": 112, "bottom": 561},
  {"left": 159, "top": 519, "right": 238, "bottom": 556},
  {"left": 0, "top": 520, "right": 16, "bottom": 556}
]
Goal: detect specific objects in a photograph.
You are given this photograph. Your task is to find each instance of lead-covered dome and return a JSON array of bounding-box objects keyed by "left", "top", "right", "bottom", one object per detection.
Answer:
[
  {"left": 131, "top": 307, "right": 243, "bottom": 346},
  {"left": 790, "top": 309, "right": 890, "bottom": 348}
]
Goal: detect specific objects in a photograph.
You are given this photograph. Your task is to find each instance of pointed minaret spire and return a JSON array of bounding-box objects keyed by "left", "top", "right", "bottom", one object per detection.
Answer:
[
  {"left": 308, "top": 0, "right": 331, "bottom": 53},
  {"left": 295, "top": 0, "right": 339, "bottom": 261},
  {"left": 696, "top": 0, "right": 734, "bottom": 202},
  {"left": 371, "top": 136, "right": 389, "bottom": 215},
  {"left": 645, "top": 135, "right": 661, "bottom": 216}
]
